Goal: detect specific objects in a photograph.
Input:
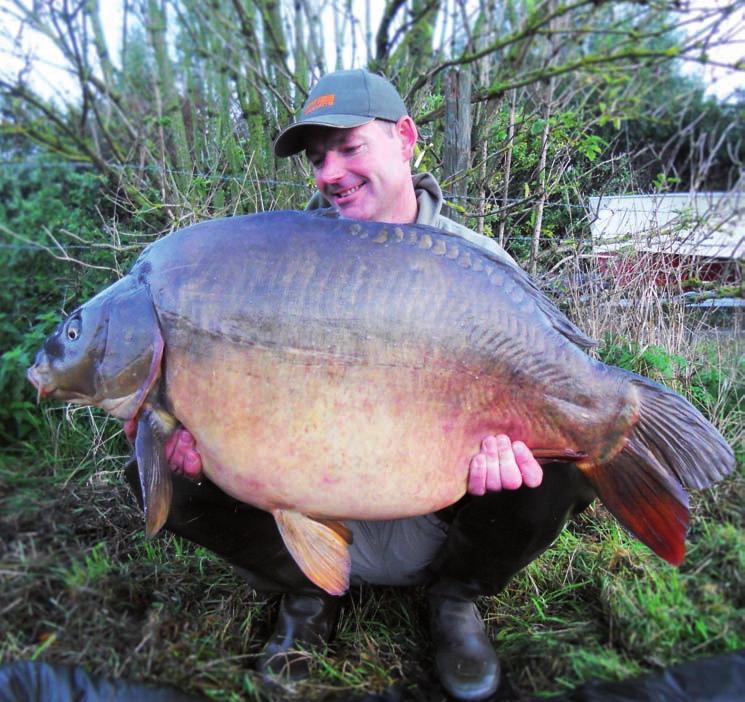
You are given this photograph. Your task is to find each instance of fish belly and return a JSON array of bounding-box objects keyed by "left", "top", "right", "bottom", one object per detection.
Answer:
[{"left": 165, "top": 339, "right": 535, "bottom": 520}]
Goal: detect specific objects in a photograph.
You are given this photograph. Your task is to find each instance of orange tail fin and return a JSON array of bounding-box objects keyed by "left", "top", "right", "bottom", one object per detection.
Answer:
[
  {"left": 582, "top": 438, "right": 688, "bottom": 565},
  {"left": 580, "top": 373, "right": 734, "bottom": 565}
]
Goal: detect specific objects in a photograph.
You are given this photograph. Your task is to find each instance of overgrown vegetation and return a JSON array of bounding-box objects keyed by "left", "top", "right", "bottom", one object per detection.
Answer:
[{"left": 1, "top": 1, "right": 743, "bottom": 700}]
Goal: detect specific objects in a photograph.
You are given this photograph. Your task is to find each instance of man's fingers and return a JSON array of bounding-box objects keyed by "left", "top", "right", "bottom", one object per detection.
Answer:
[
  {"left": 182, "top": 451, "right": 204, "bottom": 480},
  {"left": 163, "top": 428, "right": 203, "bottom": 480},
  {"left": 164, "top": 430, "right": 181, "bottom": 462},
  {"left": 513, "top": 441, "right": 543, "bottom": 488},
  {"left": 470, "top": 435, "right": 543, "bottom": 494},
  {"left": 486, "top": 435, "right": 519, "bottom": 491},
  {"left": 480, "top": 435, "right": 500, "bottom": 456},
  {"left": 467, "top": 453, "right": 488, "bottom": 495}
]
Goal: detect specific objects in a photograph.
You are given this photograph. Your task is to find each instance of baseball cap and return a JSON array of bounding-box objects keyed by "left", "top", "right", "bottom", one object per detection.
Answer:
[{"left": 273, "top": 69, "right": 408, "bottom": 157}]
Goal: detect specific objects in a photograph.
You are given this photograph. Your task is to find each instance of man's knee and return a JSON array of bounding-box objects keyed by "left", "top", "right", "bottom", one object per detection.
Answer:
[{"left": 432, "top": 463, "right": 595, "bottom": 594}]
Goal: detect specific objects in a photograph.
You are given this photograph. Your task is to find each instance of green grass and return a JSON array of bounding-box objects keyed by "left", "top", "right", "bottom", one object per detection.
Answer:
[
  {"left": 1, "top": 339, "right": 743, "bottom": 701},
  {"left": 483, "top": 505, "right": 744, "bottom": 696},
  {"left": 2, "top": 443, "right": 741, "bottom": 700}
]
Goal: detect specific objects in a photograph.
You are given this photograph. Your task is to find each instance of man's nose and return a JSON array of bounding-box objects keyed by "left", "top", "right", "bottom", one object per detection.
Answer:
[{"left": 317, "top": 152, "right": 345, "bottom": 182}]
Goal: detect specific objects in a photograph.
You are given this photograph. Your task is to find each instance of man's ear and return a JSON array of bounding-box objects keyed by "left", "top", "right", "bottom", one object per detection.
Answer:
[{"left": 396, "top": 116, "right": 418, "bottom": 160}]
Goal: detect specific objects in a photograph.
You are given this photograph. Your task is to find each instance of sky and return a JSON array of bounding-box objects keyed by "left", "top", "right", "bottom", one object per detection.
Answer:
[
  {"left": 686, "top": 0, "right": 745, "bottom": 99},
  {"left": 0, "top": 0, "right": 742, "bottom": 104}
]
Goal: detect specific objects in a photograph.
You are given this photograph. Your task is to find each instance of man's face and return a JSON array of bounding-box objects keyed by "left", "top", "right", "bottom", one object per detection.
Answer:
[{"left": 305, "top": 119, "right": 415, "bottom": 223}]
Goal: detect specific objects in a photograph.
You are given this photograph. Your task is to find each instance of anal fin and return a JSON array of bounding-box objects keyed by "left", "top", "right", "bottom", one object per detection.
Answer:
[
  {"left": 580, "top": 439, "right": 689, "bottom": 565},
  {"left": 273, "top": 510, "right": 351, "bottom": 596}
]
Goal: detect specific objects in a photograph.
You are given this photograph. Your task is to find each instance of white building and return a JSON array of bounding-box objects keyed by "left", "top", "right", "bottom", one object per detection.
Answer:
[{"left": 587, "top": 192, "right": 744, "bottom": 262}]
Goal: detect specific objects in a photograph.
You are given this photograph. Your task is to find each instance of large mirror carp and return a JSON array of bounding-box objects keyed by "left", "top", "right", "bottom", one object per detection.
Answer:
[{"left": 27, "top": 212, "right": 735, "bottom": 594}]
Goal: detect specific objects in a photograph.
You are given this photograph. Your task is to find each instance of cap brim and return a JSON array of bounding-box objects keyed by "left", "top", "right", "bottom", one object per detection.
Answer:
[{"left": 273, "top": 115, "right": 375, "bottom": 157}]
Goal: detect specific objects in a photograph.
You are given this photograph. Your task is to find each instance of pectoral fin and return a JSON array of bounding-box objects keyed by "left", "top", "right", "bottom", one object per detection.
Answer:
[
  {"left": 134, "top": 408, "right": 175, "bottom": 537},
  {"left": 273, "top": 510, "right": 352, "bottom": 596}
]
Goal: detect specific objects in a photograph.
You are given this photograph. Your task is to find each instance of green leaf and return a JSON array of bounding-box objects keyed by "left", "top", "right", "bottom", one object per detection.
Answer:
[{"left": 530, "top": 119, "right": 546, "bottom": 136}]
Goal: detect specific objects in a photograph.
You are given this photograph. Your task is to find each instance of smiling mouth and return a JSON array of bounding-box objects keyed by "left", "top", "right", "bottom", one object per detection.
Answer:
[{"left": 333, "top": 183, "right": 365, "bottom": 201}]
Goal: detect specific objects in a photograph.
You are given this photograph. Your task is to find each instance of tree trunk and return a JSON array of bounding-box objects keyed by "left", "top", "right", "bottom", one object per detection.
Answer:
[
  {"left": 146, "top": 0, "right": 191, "bottom": 189},
  {"left": 529, "top": 102, "right": 551, "bottom": 277},
  {"left": 262, "top": 0, "right": 292, "bottom": 121},
  {"left": 85, "top": 0, "right": 115, "bottom": 89}
]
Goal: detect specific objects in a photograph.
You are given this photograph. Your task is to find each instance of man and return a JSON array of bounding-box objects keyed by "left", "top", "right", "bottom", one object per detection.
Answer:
[{"left": 128, "top": 70, "right": 595, "bottom": 701}]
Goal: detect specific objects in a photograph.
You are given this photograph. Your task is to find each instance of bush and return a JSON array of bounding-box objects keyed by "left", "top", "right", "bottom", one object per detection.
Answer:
[{"left": 0, "top": 158, "right": 111, "bottom": 441}]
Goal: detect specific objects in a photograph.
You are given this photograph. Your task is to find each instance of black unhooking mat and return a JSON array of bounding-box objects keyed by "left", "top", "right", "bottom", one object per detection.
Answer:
[
  {"left": 0, "top": 661, "right": 205, "bottom": 702},
  {"left": 1, "top": 650, "right": 744, "bottom": 701},
  {"left": 538, "top": 648, "right": 745, "bottom": 702}
]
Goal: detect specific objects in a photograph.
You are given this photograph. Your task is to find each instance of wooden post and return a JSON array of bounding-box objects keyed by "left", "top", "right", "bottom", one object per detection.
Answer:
[{"left": 442, "top": 67, "right": 472, "bottom": 223}]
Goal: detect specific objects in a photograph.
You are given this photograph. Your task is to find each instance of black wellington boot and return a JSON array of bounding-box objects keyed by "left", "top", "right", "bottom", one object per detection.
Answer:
[
  {"left": 257, "top": 590, "right": 341, "bottom": 682},
  {"left": 428, "top": 462, "right": 596, "bottom": 700},
  {"left": 429, "top": 592, "right": 499, "bottom": 701}
]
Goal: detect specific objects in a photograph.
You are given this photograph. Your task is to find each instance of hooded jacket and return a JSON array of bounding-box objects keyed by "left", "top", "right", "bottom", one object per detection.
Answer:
[{"left": 308, "top": 172, "right": 518, "bottom": 269}]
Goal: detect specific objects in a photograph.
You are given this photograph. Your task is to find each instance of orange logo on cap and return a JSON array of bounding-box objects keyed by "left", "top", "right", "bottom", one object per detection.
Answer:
[{"left": 304, "top": 94, "right": 335, "bottom": 114}]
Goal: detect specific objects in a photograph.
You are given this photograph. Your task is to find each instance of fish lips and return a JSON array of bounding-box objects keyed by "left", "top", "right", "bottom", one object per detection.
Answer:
[
  {"left": 26, "top": 364, "right": 55, "bottom": 403},
  {"left": 26, "top": 362, "right": 88, "bottom": 405}
]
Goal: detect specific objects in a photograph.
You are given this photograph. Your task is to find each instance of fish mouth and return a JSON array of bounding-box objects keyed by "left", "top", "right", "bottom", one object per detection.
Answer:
[{"left": 26, "top": 366, "right": 56, "bottom": 404}]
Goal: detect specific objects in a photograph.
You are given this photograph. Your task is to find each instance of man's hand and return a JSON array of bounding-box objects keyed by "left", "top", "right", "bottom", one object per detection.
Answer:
[
  {"left": 124, "top": 421, "right": 204, "bottom": 481},
  {"left": 164, "top": 428, "right": 203, "bottom": 480},
  {"left": 467, "top": 435, "right": 543, "bottom": 495}
]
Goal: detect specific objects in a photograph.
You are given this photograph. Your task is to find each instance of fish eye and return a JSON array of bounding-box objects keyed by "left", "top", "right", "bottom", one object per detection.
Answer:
[{"left": 66, "top": 316, "right": 82, "bottom": 341}]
